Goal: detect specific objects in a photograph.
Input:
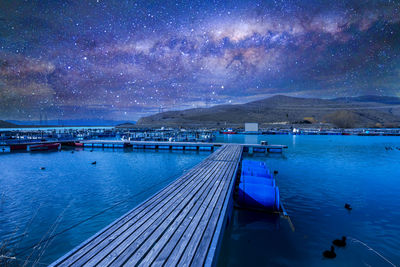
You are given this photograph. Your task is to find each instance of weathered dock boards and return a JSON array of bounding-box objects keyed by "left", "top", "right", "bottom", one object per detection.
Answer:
[{"left": 51, "top": 144, "right": 242, "bottom": 267}]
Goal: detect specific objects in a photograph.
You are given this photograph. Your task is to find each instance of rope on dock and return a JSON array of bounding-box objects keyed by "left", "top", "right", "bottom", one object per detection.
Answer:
[
  {"left": 284, "top": 215, "right": 295, "bottom": 232},
  {"left": 276, "top": 177, "right": 295, "bottom": 232},
  {"left": 348, "top": 236, "right": 397, "bottom": 267},
  {"left": 12, "top": 167, "right": 189, "bottom": 258},
  {"left": 279, "top": 205, "right": 295, "bottom": 232}
]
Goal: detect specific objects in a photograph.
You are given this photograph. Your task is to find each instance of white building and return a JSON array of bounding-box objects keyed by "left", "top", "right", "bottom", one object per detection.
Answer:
[{"left": 245, "top": 123, "right": 258, "bottom": 132}]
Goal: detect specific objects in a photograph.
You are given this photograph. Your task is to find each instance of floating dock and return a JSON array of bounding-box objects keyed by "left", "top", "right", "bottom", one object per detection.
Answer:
[
  {"left": 0, "top": 139, "right": 287, "bottom": 153},
  {"left": 51, "top": 145, "right": 243, "bottom": 266},
  {"left": 80, "top": 140, "right": 287, "bottom": 153}
]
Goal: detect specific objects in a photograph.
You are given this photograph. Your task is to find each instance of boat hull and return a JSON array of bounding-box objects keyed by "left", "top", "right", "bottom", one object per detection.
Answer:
[{"left": 28, "top": 143, "right": 61, "bottom": 151}]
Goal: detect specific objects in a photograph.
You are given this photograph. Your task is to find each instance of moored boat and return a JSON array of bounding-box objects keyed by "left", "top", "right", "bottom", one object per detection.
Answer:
[
  {"left": 28, "top": 143, "right": 61, "bottom": 151},
  {"left": 221, "top": 128, "right": 237, "bottom": 134}
]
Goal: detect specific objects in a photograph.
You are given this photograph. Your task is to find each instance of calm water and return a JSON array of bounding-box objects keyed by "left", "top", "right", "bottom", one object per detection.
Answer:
[
  {"left": 0, "top": 148, "right": 208, "bottom": 265},
  {"left": 217, "top": 134, "right": 400, "bottom": 267},
  {"left": 1, "top": 136, "right": 399, "bottom": 266}
]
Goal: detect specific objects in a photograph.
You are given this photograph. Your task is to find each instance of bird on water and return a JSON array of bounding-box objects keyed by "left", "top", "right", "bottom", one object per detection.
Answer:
[
  {"left": 333, "top": 236, "right": 346, "bottom": 247},
  {"left": 344, "top": 203, "right": 352, "bottom": 210},
  {"left": 40, "top": 167, "right": 45, "bottom": 170},
  {"left": 91, "top": 161, "right": 96, "bottom": 165},
  {"left": 323, "top": 246, "right": 336, "bottom": 259}
]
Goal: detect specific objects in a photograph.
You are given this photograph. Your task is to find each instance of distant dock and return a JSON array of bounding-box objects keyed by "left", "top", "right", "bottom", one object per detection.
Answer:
[
  {"left": 81, "top": 140, "right": 287, "bottom": 153},
  {"left": 0, "top": 139, "right": 287, "bottom": 153},
  {"left": 51, "top": 144, "right": 243, "bottom": 266}
]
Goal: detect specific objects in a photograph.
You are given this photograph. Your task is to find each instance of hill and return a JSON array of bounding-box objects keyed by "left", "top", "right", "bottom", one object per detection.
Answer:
[
  {"left": 334, "top": 95, "right": 400, "bottom": 105},
  {"left": 0, "top": 120, "right": 17, "bottom": 128},
  {"left": 116, "top": 122, "right": 137, "bottom": 128},
  {"left": 136, "top": 95, "right": 400, "bottom": 128},
  {"left": 7, "top": 119, "right": 132, "bottom": 126}
]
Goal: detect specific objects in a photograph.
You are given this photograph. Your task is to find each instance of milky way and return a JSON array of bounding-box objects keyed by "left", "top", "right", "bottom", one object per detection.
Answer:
[{"left": 1, "top": 0, "right": 399, "bottom": 120}]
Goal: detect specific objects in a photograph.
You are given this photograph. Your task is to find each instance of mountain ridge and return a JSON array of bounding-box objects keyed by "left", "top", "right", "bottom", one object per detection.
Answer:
[
  {"left": 137, "top": 95, "right": 400, "bottom": 128},
  {"left": 0, "top": 120, "right": 17, "bottom": 128}
]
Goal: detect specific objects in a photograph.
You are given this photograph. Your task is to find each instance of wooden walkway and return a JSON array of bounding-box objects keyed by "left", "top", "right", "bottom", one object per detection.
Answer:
[
  {"left": 51, "top": 144, "right": 243, "bottom": 267},
  {"left": 81, "top": 140, "right": 287, "bottom": 153}
]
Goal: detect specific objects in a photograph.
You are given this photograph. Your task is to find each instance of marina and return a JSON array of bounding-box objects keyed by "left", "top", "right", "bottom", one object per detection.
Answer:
[
  {"left": 0, "top": 137, "right": 288, "bottom": 154},
  {"left": 2, "top": 127, "right": 400, "bottom": 148},
  {"left": 0, "top": 128, "right": 217, "bottom": 144},
  {"left": 1, "top": 127, "right": 399, "bottom": 154},
  {"left": 0, "top": 134, "right": 399, "bottom": 266}
]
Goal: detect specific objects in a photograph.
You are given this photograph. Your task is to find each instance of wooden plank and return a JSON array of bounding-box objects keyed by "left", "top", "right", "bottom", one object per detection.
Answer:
[
  {"left": 179, "top": 147, "right": 241, "bottom": 266},
  {"left": 182, "top": 171, "right": 235, "bottom": 266},
  {"left": 97, "top": 161, "right": 226, "bottom": 266},
  {"left": 191, "top": 163, "right": 238, "bottom": 266},
  {"left": 134, "top": 157, "right": 236, "bottom": 266},
  {"left": 203, "top": 148, "right": 242, "bottom": 266},
  {"left": 164, "top": 163, "right": 236, "bottom": 266},
  {"left": 151, "top": 149, "right": 237, "bottom": 265},
  {"left": 119, "top": 161, "right": 230, "bottom": 266}
]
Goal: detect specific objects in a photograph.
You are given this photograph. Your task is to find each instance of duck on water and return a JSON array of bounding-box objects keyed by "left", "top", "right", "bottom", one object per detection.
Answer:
[
  {"left": 333, "top": 236, "right": 346, "bottom": 247},
  {"left": 323, "top": 246, "right": 336, "bottom": 259}
]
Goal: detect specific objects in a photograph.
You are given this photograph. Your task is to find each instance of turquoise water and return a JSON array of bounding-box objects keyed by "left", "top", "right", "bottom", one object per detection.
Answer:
[
  {"left": 216, "top": 134, "right": 400, "bottom": 266},
  {"left": 0, "top": 148, "right": 208, "bottom": 265}
]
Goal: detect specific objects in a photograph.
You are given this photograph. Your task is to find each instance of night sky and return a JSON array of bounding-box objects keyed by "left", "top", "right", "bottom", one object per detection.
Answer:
[{"left": 1, "top": 0, "right": 399, "bottom": 120}]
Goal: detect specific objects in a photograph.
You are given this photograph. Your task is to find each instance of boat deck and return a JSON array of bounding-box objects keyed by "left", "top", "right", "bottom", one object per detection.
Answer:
[{"left": 51, "top": 144, "right": 243, "bottom": 266}]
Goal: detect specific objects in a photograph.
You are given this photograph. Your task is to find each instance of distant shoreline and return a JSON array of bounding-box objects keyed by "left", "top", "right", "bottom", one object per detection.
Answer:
[
  {"left": 1, "top": 125, "right": 400, "bottom": 134},
  {"left": 0, "top": 125, "right": 115, "bottom": 128}
]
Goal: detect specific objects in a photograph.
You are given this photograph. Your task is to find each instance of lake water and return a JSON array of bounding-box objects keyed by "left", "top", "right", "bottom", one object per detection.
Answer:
[
  {"left": 1, "top": 135, "right": 399, "bottom": 266},
  {"left": 0, "top": 148, "right": 208, "bottom": 265},
  {"left": 216, "top": 134, "right": 400, "bottom": 267}
]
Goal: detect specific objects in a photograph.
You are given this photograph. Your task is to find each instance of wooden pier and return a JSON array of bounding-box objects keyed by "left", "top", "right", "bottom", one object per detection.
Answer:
[
  {"left": 0, "top": 139, "right": 287, "bottom": 153},
  {"left": 51, "top": 144, "right": 243, "bottom": 266},
  {"left": 81, "top": 140, "right": 287, "bottom": 153}
]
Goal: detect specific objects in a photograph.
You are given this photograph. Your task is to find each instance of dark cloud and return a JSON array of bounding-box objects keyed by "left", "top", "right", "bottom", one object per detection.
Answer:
[{"left": 0, "top": 0, "right": 399, "bottom": 120}]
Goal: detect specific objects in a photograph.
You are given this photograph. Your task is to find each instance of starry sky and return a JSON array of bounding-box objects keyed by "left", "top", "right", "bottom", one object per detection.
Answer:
[{"left": 1, "top": 0, "right": 400, "bottom": 121}]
